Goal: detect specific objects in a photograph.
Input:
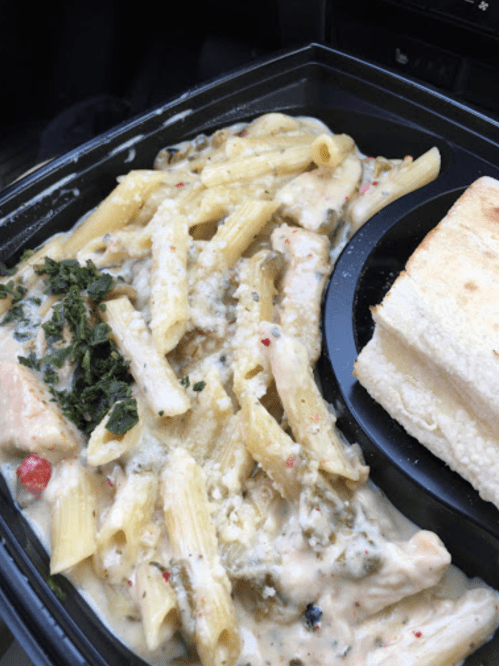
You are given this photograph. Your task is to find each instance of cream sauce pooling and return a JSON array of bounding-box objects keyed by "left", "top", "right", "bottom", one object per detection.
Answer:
[{"left": 0, "top": 113, "right": 497, "bottom": 666}]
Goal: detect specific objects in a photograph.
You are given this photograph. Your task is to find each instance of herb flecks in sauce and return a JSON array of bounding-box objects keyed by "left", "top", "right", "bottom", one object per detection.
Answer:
[
  {"left": 0, "top": 261, "right": 18, "bottom": 277},
  {"left": 14, "top": 258, "right": 138, "bottom": 436}
]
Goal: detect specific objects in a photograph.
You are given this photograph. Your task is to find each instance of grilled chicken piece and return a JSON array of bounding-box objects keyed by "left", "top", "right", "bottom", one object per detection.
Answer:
[
  {"left": 274, "top": 152, "right": 362, "bottom": 233},
  {"left": 0, "top": 360, "right": 81, "bottom": 460}
]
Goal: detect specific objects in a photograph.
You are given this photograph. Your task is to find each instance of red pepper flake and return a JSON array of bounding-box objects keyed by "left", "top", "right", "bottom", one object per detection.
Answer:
[
  {"left": 175, "top": 182, "right": 185, "bottom": 188},
  {"left": 107, "top": 477, "right": 114, "bottom": 487},
  {"left": 128, "top": 580, "right": 133, "bottom": 587},
  {"left": 359, "top": 182, "right": 371, "bottom": 196},
  {"left": 261, "top": 338, "right": 271, "bottom": 346},
  {"left": 286, "top": 456, "right": 295, "bottom": 468},
  {"left": 162, "top": 571, "right": 171, "bottom": 583},
  {"left": 239, "top": 129, "right": 248, "bottom": 137},
  {"left": 16, "top": 454, "right": 52, "bottom": 496},
  {"left": 354, "top": 602, "right": 360, "bottom": 607},
  {"left": 372, "top": 180, "right": 379, "bottom": 186},
  {"left": 413, "top": 631, "right": 422, "bottom": 638}
]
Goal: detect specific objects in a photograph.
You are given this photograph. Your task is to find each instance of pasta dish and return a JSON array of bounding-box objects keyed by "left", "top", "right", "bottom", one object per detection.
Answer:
[{"left": 0, "top": 112, "right": 497, "bottom": 666}]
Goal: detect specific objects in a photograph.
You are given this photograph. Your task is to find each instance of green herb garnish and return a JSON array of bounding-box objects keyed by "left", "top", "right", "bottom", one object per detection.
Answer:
[
  {"left": 17, "top": 258, "right": 138, "bottom": 436},
  {"left": 193, "top": 380, "right": 206, "bottom": 392},
  {"left": 20, "top": 249, "right": 35, "bottom": 261},
  {"left": 18, "top": 351, "right": 41, "bottom": 372},
  {"left": 0, "top": 279, "right": 27, "bottom": 303},
  {"left": 105, "top": 398, "right": 140, "bottom": 435},
  {"left": 0, "top": 261, "right": 17, "bottom": 277}
]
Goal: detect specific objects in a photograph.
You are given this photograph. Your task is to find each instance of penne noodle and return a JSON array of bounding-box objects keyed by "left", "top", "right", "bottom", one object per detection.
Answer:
[
  {"left": 95, "top": 472, "right": 158, "bottom": 581},
  {"left": 101, "top": 296, "right": 191, "bottom": 417},
  {"left": 86, "top": 392, "right": 143, "bottom": 466},
  {"left": 47, "top": 460, "right": 97, "bottom": 575},
  {"left": 207, "top": 411, "right": 254, "bottom": 495},
  {"left": 200, "top": 144, "right": 314, "bottom": 188},
  {"left": 206, "top": 199, "right": 279, "bottom": 267},
  {"left": 271, "top": 224, "right": 332, "bottom": 364},
  {"left": 136, "top": 560, "right": 180, "bottom": 651},
  {"left": 245, "top": 112, "right": 301, "bottom": 136},
  {"left": 349, "top": 146, "right": 441, "bottom": 231},
  {"left": 63, "top": 170, "right": 165, "bottom": 256},
  {"left": 260, "top": 322, "right": 363, "bottom": 481},
  {"left": 241, "top": 393, "right": 316, "bottom": 500},
  {"left": 311, "top": 132, "right": 355, "bottom": 168},
  {"left": 232, "top": 249, "right": 282, "bottom": 399},
  {"left": 161, "top": 449, "right": 241, "bottom": 666},
  {"left": 149, "top": 199, "right": 191, "bottom": 356}
]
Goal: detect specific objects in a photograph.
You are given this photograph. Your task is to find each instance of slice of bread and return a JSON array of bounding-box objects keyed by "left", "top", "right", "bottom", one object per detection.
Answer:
[{"left": 354, "top": 176, "right": 499, "bottom": 508}]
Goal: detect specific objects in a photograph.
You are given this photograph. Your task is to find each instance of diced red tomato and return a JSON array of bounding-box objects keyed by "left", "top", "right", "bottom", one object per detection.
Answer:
[{"left": 16, "top": 454, "right": 52, "bottom": 496}]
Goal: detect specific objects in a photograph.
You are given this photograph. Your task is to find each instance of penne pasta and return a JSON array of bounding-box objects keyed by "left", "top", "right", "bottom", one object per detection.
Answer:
[
  {"left": 207, "top": 411, "right": 254, "bottom": 495},
  {"left": 95, "top": 471, "right": 158, "bottom": 581},
  {"left": 349, "top": 146, "right": 441, "bottom": 231},
  {"left": 101, "top": 296, "right": 190, "bottom": 417},
  {"left": 63, "top": 170, "right": 165, "bottom": 256},
  {"left": 271, "top": 224, "right": 332, "bottom": 363},
  {"left": 149, "top": 199, "right": 190, "bottom": 356},
  {"left": 200, "top": 144, "right": 314, "bottom": 188},
  {"left": 86, "top": 392, "right": 143, "bottom": 466},
  {"left": 232, "top": 249, "right": 282, "bottom": 398},
  {"left": 205, "top": 199, "right": 279, "bottom": 268},
  {"left": 260, "top": 321, "right": 363, "bottom": 481},
  {"left": 241, "top": 393, "right": 316, "bottom": 500},
  {"left": 136, "top": 560, "right": 180, "bottom": 651},
  {"left": 311, "top": 132, "right": 355, "bottom": 168},
  {"left": 47, "top": 460, "right": 97, "bottom": 575},
  {"left": 245, "top": 112, "right": 301, "bottom": 136},
  {"left": 161, "top": 449, "right": 241, "bottom": 666}
]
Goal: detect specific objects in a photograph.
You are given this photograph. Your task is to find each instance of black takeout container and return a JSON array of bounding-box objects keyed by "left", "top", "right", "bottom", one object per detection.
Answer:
[{"left": 1, "top": 43, "right": 499, "bottom": 665}]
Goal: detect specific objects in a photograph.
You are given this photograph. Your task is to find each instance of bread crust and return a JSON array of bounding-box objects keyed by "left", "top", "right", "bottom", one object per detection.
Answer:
[{"left": 355, "top": 176, "right": 499, "bottom": 508}]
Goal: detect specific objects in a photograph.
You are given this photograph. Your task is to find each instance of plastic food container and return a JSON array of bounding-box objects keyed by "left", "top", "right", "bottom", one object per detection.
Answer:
[{"left": 1, "top": 42, "right": 499, "bottom": 665}]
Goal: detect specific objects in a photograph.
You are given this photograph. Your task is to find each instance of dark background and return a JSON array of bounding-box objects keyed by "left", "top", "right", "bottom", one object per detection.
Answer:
[{"left": 1, "top": 0, "right": 499, "bottom": 189}]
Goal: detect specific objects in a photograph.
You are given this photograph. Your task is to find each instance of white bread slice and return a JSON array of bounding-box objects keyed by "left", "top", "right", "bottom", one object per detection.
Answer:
[{"left": 354, "top": 176, "right": 499, "bottom": 508}]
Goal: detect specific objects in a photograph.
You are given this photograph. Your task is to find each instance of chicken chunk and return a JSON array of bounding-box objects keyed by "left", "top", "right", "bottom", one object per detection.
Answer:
[
  {"left": 0, "top": 360, "right": 81, "bottom": 460},
  {"left": 274, "top": 152, "right": 362, "bottom": 233}
]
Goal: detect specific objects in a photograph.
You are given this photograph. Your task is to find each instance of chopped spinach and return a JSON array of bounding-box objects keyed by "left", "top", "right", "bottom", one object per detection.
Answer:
[
  {"left": 0, "top": 279, "right": 27, "bottom": 304},
  {"left": 18, "top": 351, "right": 41, "bottom": 372},
  {"left": 0, "top": 261, "right": 17, "bottom": 277},
  {"left": 20, "top": 249, "right": 34, "bottom": 261},
  {"left": 16, "top": 258, "right": 138, "bottom": 436},
  {"left": 193, "top": 380, "right": 206, "bottom": 392},
  {"left": 105, "top": 398, "right": 139, "bottom": 435}
]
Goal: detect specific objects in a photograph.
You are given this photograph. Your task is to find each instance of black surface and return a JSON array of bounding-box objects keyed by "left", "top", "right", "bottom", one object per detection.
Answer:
[
  {"left": 328, "top": 0, "right": 499, "bottom": 118},
  {"left": 2, "top": 42, "right": 499, "bottom": 665}
]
